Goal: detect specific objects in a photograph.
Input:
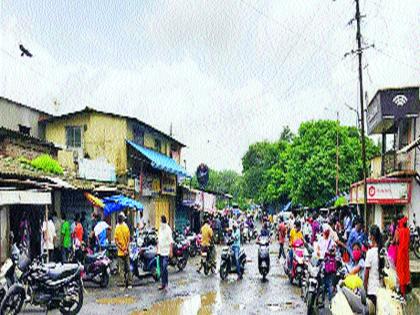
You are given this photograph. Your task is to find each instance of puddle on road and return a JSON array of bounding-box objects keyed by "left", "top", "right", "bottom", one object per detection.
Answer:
[
  {"left": 96, "top": 296, "right": 136, "bottom": 305},
  {"left": 131, "top": 291, "right": 221, "bottom": 315}
]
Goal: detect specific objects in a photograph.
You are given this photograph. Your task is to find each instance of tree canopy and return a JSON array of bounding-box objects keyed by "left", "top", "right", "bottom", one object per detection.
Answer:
[{"left": 190, "top": 120, "right": 379, "bottom": 210}]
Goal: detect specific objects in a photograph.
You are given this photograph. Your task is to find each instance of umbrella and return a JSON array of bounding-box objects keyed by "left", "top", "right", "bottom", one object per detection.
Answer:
[
  {"left": 84, "top": 192, "right": 105, "bottom": 208},
  {"left": 94, "top": 221, "right": 110, "bottom": 237}
]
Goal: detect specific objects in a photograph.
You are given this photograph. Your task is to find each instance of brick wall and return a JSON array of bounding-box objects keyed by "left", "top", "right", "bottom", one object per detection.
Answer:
[{"left": 0, "top": 137, "right": 58, "bottom": 160}]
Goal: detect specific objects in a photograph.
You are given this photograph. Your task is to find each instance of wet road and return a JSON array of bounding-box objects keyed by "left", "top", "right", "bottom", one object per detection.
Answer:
[{"left": 21, "top": 241, "right": 306, "bottom": 315}]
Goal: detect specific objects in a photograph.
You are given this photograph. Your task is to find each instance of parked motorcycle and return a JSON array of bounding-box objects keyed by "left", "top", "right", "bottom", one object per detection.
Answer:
[
  {"left": 169, "top": 234, "right": 189, "bottom": 271},
  {"left": 77, "top": 246, "right": 111, "bottom": 288},
  {"left": 105, "top": 242, "right": 118, "bottom": 275},
  {"left": 257, "top": 236, "right": 270, "bottom": 280},
  {"left": 0, "top": 250, "right": 83, "bottom": 315},
  {"left": 284, "top": 239, "right": 305, "bottom": 286},
  {"left": 410, "top": 213, "right": 420, "bottom": 259},
  {"left": 219, "top": 239, "right": 246, "bottom": 280}
]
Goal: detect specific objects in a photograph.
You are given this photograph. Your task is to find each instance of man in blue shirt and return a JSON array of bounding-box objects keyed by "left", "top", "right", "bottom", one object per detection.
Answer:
[
  {"left": 346, "top": 217, "right": 362, "bottom": 250},
  {"left": 232, "top": 223, "right": 242, "bottom": 280}
]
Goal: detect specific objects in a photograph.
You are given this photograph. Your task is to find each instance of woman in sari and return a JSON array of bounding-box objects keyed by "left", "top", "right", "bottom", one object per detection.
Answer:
[{"left": 396, "top": 216, "right": 410, "bottom": 297}]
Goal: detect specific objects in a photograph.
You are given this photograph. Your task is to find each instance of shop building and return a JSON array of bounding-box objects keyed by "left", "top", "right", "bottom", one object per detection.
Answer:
[
  {"left": 41, "top": 107, "right": 188, "bottom": 229},
  {"left": 350, "top": 86, "right": 420, "bottom": 229}
]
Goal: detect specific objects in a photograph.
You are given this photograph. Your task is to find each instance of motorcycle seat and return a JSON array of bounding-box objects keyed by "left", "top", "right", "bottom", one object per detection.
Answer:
[
  {"left": 342, "top": 287, "right": 365, "bottom": 314},
  {"left": 47, "top": 263, "right": 79, "bottom": 280},
  {"left": 86, "top": 253, "right": 101, "bottom": 263}
]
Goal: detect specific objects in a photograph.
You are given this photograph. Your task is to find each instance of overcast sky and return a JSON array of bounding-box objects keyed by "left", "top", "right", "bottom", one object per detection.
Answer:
[{"left": 1, "top": 0, "right": 419, "bottom": 173}]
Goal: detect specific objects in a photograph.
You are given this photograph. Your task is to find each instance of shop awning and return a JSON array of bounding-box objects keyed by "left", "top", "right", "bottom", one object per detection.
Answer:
[
  {"left": 127, "top": 140, "right": 190, "bottom": 177},
  {"left": 397, "top": 136, "right": 420, "bottom": 154},
  {"left": 103, "top": 194, "right": 143, "bottom": 217}
]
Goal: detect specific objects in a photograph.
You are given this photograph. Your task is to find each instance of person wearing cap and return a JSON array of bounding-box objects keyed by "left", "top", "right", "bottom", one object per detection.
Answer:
[{"left": 114, "top": 212, "right": 132, "bottom": 289}]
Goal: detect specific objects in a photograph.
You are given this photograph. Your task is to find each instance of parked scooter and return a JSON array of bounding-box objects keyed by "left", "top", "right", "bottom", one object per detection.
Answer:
[
  {"left": 257, "top": 236, "right": 270, "bottom": 280},
  {"left": 284, "top": 239, "right": 305, "bottom": 286},
  {"left": 77, "top": 245, "right": 111, "bottom": 288},
  {"left": 219, "top": 239, "right": 246, "bottom": 280},
  {"left": 130, "top": 241, "right": 159, "bottom": 281},
  {"left": 0, "top": 249, "right": 83, "bottom": 315},
  {"left": 0, "top": 242, "right": 20, "bottom": 307}
]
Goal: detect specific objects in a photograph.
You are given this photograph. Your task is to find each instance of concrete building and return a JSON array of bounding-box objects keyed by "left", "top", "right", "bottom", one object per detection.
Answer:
[
  {"left": 0, "top": 97, "right": 50, "bottom": 139},
  {"left": 41, "top": 107, "right": 188, "bottom": 229},
  {"left": 350, "top": 86, "right": 420, "bottom": 229}
]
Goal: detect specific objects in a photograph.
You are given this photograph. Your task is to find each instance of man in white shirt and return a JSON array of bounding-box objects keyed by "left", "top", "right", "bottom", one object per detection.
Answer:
[
  {"left": 42, "top": 215, "right": 57, "bottom": 262},
  {"left": 157, "top": 215, "right": 173, "bottom": 291}
]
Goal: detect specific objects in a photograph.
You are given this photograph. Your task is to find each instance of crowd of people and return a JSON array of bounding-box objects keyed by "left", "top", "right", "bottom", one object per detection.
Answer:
[{"left": 273, "top": 208, "right": 411, "bottom": 306}]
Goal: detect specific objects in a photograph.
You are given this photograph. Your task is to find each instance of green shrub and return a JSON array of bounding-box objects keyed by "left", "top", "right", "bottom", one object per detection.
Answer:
[{"left": 30, "top": 154, "right": 63, "bottom": 175}]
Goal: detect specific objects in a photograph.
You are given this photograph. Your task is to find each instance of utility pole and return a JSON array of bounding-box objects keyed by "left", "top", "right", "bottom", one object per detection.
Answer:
[
  {"left": 336, "top": 111, "right": 340, "bottom": 197},
  {"left": 355, "top": 0, "right": 368, "bottom": 223}
]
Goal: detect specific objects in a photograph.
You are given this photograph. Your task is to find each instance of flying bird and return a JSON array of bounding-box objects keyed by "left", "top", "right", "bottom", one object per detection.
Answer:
[{"left": 19, "top": 44, "right": 33, "bottom": 57}]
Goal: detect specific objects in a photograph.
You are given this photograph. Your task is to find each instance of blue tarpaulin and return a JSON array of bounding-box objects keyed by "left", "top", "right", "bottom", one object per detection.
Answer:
[
  {"left": 127, "top": 140, "right": 190, "bottom": 178},
  {"left": 103, "top": 195, "right": 143, "bottom": 217}
]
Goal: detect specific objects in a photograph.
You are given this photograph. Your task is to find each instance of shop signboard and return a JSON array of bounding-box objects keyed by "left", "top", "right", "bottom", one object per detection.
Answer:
[
  {"left": 78, "top": 157, "right": 116, "bottom": 182},
  {"left": 142, "top": 171, "right": 161, "bottom": 196},
  {"left": 350, "top": 179, "right": 411, "bottom": 205},
  {"left": 162, "top": 174, "right": 176, "bottom": 195}
]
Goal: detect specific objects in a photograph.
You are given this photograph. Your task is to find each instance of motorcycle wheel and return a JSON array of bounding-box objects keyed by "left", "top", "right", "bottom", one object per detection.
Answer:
[
  {"left": 59, "top": 280, "right": 83, "bottom": 315},
  {"left": 413, "top": 239, "right": 420, "bottom": 259},
  {"left": 99, "top": 270, "right": 110, "bottom": 288},
  {"left": 220, "top": 262, "right": 228, "bottom": 280},
  {"left": 189, "top": 246, "right": 197, "bottom": 258},
  {"left": 306, "top": 292, "right": 315, "bottom": 315},
  {"left": 0, "top": 284, "right": 25, "bottom": 315},
  {"left": 204, "top": 263, "right": 210, "bottom": 276},
  {"left": 177, "top": 258, "right": 188, "bottom": 272}
]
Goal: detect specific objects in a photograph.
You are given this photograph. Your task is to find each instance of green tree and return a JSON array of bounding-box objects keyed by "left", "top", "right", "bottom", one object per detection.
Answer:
[
  {"left": 284, "top": 120, "right": 379, "bottom": 208},
  {"left": 241, "top": 141, "right": 279, "bottom": 203}
]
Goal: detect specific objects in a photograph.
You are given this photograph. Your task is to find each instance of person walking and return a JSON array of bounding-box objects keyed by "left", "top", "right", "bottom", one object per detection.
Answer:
[
  {"left": 114, "top": 212, "right": 132, "bottom": 289},
  {"left": 157, "top": 215, "right": 173, "bottom": 291},
  {"left": 277, "top": 216, "right": 287, "bottom": 259},
  {"left": 42, "top": 214, "right": 56, "bottom": 262},
  {"left": 364, "top": 225, "right": 383, "bottom": 307},
  {"left": 52, "top": 211, "right": 63, "bottom": 262},
  {"left": 61, "top": 213, "right": 71, "bottom": 262},
  {"left": 232, "top": 223, "right": 242, "bottom": 280},
  {"left": 396, "top": 216, "right": 410, "bottom": 297}
]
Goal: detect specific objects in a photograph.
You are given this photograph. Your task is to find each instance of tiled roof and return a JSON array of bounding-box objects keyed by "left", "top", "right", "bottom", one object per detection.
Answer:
[{"left": 0, "top": 155, "right": 132, "bottom": 192}]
